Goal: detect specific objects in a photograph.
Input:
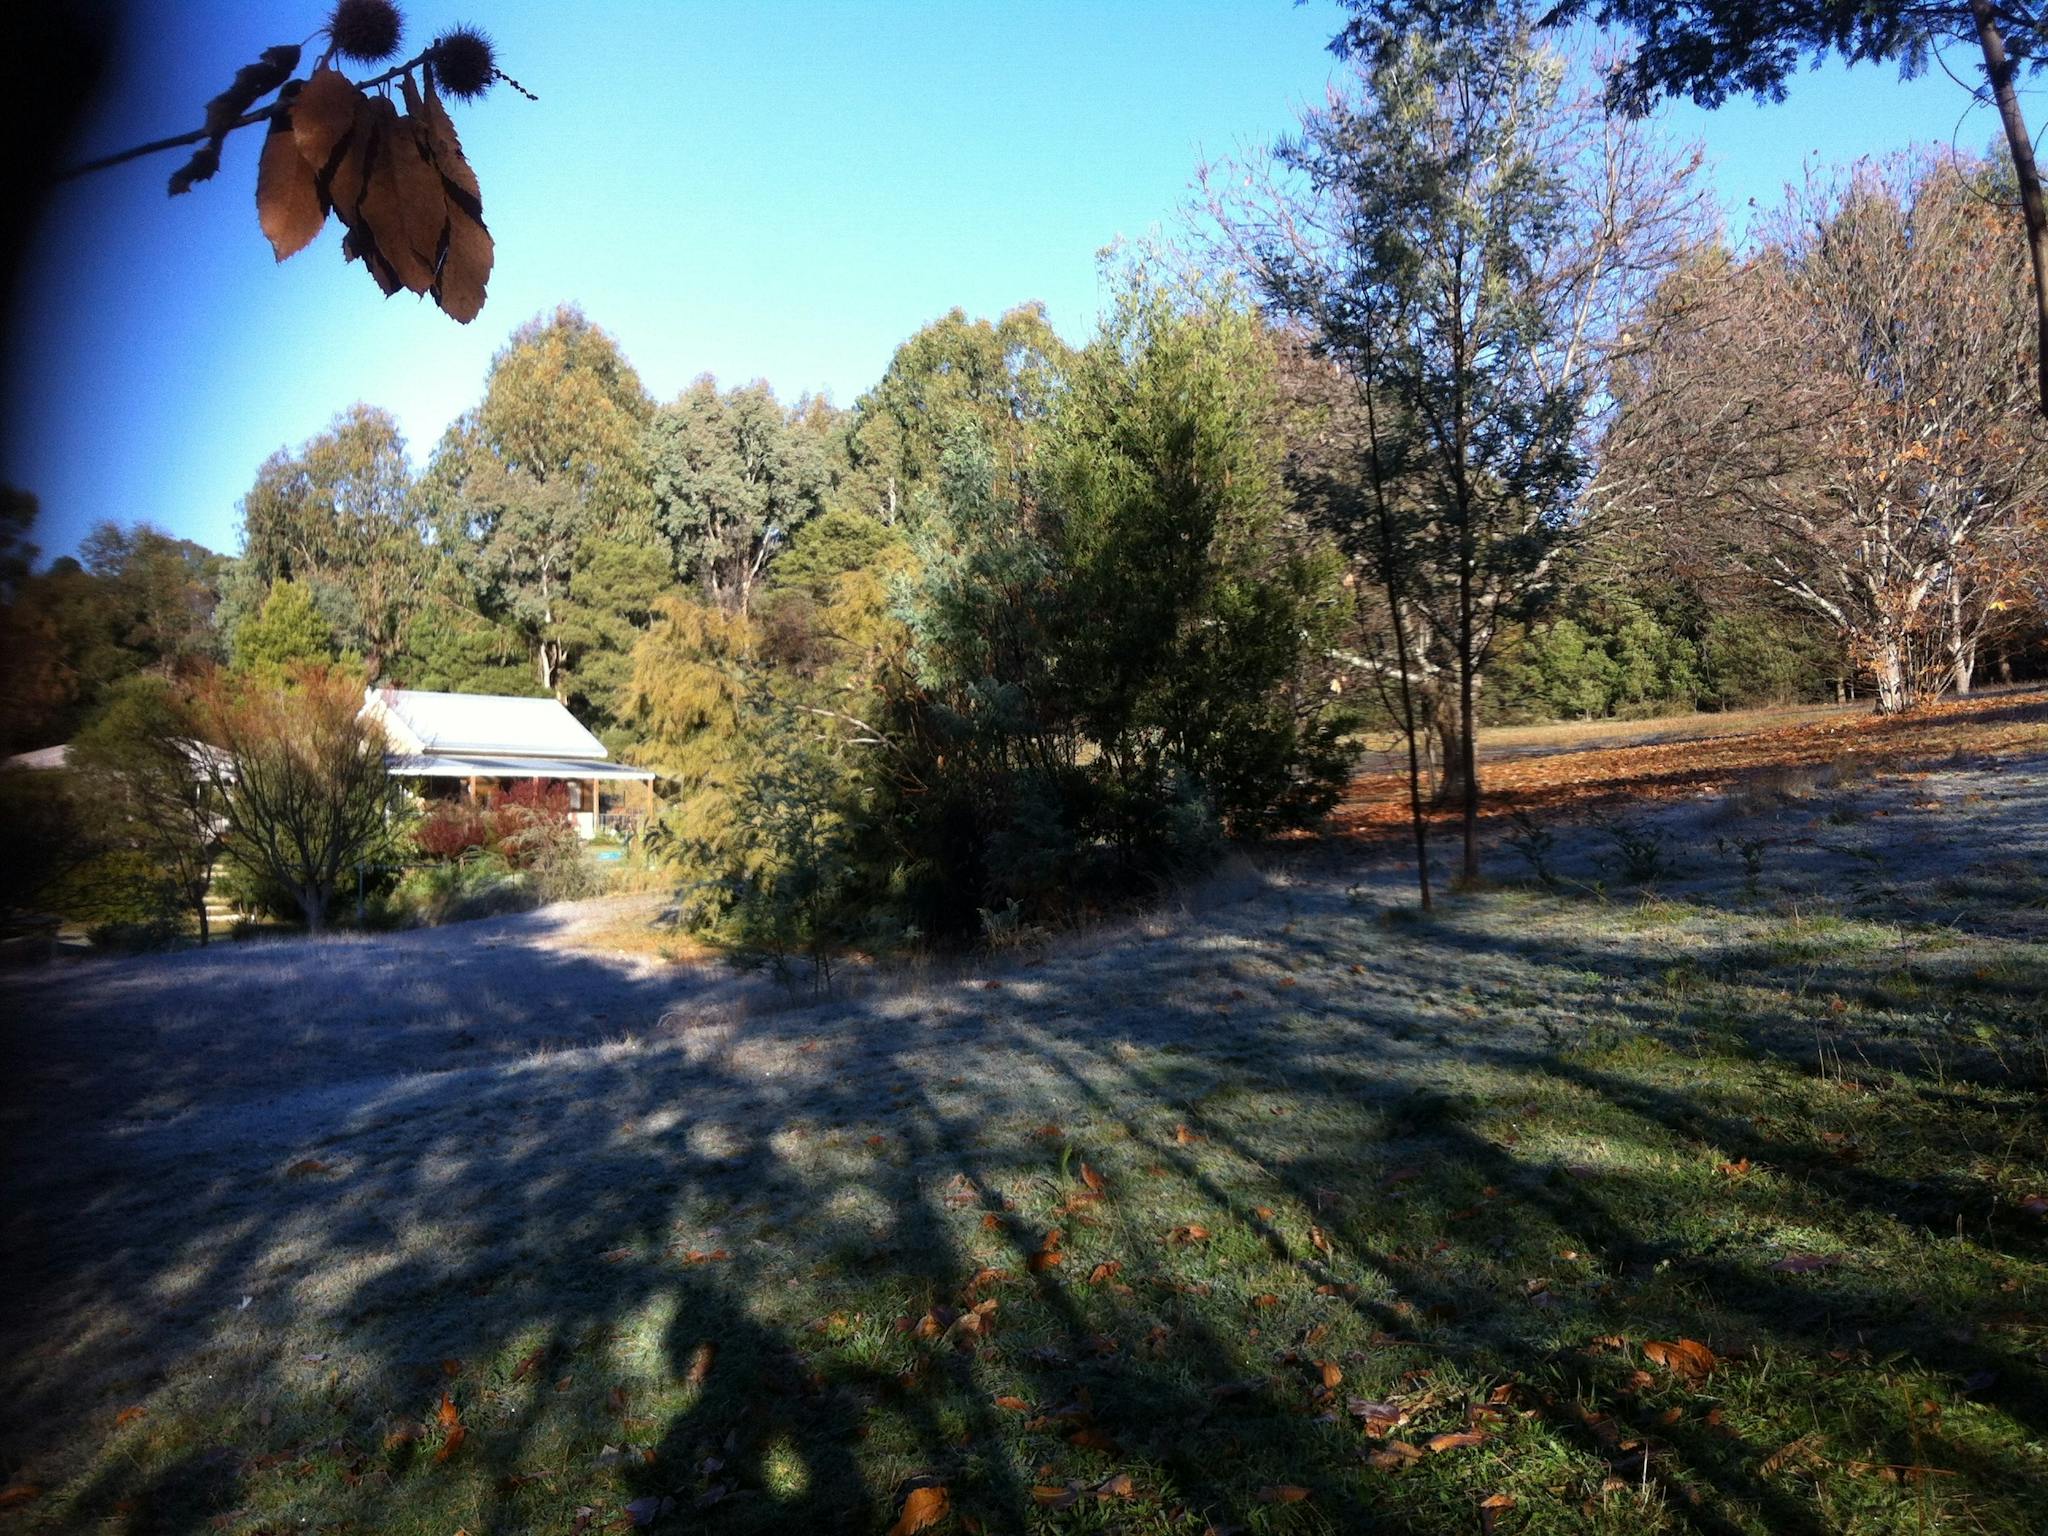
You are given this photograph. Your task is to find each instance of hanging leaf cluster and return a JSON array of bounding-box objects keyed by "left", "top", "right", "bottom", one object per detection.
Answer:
[
  {"left": 153, "top": 1, "right": 514, "bottom": 324},
  {"left": 259, "top": 65, "right": 493, "bottom": 321}
]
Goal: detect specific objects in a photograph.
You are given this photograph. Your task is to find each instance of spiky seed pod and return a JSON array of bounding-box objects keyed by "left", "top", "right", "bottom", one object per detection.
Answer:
[
  {"left": 328, "top": 0, "right": 403, "bottom": 62},
  {"left": 429, "top": 26, "right": 496, "bottom": 99}
]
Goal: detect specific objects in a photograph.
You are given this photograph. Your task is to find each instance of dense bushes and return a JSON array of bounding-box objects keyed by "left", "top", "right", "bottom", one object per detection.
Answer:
[
  {"left": 389, "top": 780, "right": 606, "bottom": 926},
  {"left": 637, "top": 270, "right": 1355, "bottom": 959},
  {"left": 1489, "top": 584, "right": 1849, "bottom": 723}
]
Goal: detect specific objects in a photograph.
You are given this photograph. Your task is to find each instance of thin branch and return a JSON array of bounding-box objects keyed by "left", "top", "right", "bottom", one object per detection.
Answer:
[{"left": 58, "top": 50, "right": 436, "bottom": 182}]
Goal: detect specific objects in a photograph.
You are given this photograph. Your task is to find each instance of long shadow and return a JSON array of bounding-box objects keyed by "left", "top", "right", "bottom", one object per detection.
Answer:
[{"left": 3, "top": 783, "right": 2047, "bottom": 1532}]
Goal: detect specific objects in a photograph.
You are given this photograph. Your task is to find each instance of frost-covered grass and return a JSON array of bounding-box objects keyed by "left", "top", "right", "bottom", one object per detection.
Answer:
[{"left": 2, "top": 750, "right": 2046, "bottom": 1534}]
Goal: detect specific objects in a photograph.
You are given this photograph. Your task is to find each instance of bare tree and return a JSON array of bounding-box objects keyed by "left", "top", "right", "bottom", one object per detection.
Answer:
[
  {"left": 1603, "top": 155, "right": 2047, "bottom": 711},
  {"left": 194, "top": 664, "right": 401, "bottom": 932}
]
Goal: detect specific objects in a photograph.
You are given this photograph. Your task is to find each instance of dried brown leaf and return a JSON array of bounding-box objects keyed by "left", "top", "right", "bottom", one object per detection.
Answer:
[
  {"left": 888, "top": 1484, "right": 949, "bottom": 1535},
  {"left": 1359, "top": 1449, "right": 1425, "bottom": 1474},
  {"left": 255, "top": 85, "right": 327, "bottom": 261},
  {"left": 685, "top": 1341, "right": 717, "bottom": 1387},
  {"left": 1643, "top": 1338, "right": 1718, "bottom": 1381},
  {"left": 1426, "top": 1429, "right": 1486, "bottom": 1452}
]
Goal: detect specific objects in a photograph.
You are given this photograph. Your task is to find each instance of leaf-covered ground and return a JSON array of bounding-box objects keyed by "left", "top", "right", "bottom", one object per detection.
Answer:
[{"left": 2, "top": 713, "right": 2046, "bottom": 1535}]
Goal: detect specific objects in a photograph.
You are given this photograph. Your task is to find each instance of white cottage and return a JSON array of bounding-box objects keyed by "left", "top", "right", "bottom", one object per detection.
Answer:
[{"left": 360, "top": 687, "right": 658, "bottom": 840}]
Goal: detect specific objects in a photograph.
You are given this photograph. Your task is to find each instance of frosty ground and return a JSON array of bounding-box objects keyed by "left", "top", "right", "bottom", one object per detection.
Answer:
[{"left": 2, "top": 717, "right": 2045, "bottom": 1534}]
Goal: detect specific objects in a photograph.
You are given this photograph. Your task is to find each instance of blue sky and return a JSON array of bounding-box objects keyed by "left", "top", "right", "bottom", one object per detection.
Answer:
[{"left": 0, "top": 1, "right": 2016, "bottom": 561}]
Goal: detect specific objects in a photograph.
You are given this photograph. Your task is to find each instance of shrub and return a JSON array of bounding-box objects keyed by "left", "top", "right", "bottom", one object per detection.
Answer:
[
  {"left": 388, "top": 852, "right": 534, "bottom": 926},
  {"left": 414, "top": 799, "right": 493, "bottom": 859},
  {"left": 494, "top": 779, "right": 578, "bottom": 871}
]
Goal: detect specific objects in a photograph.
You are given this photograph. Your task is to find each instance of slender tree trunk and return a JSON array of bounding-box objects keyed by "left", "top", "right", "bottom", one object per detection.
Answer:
[
  {"left": 301, "top": 886, "right": 328, "bottom": 934},
  {"left": 1429, "top": 684, "right": 1467, "bottom": 806},
  {"left": 1456, "top": 522, "right": 1480, "bottom": 885},
  {"left": 1947, "top": 578, "right": 1975, "bottom": 694},
  {"left": 1874, "top": 636, "right": 1913, "bottom": 715},
  {"left": 195, "top": 893, "right": 209, "bottom": 946},
  {"left": 1970, "top": 0, "right": 2048, "bottom": 416}
]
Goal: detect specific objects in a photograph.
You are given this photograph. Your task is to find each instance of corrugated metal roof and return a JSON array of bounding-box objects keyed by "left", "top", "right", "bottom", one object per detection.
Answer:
[
  {"left": 387, "top": 753, "right": 656, "bottom": 781},
  {"left": 365, "top": 688, "right": 611, "bottom": 759},
  {"left": 3, "top": 744, "right": 70, "bottom": 771}
]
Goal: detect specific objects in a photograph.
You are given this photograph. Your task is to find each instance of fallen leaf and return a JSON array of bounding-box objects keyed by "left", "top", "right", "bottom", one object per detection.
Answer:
[
  {"left": 1257, "top": 1484, "right": 1311, "bottom": 1503},
  {"left": 1028, "top": 1236, "right": 1065, "bottom": 1273},
  {"left": 1174, "top": 1124, "right": 1201, "bottom": 1144},
  {"left": 1080, "top": 1161, "right": 1107, "bottom": 1195},
  {"left": 1166, "top": 1224, "right": 1211, "bottom": 1245},
  {"left": 1069, "top": 1427, "right": 1122, "bottom": 1453},
  {"left": 435, "top": 1424, "right": 467, "bottom": 1463},
  {"left": 1426, "top": 1430, "right": 1486, "bottom": 1452},
  {"left": 993, "top": 1395, "right": 1032, "bottom": 1413},
  {"left": 1718, "top": 1158, "right": 1754, "bottom": 1178},
  {"left": 1348, "top": 1398, "right": 1406, "bottom": 1434},
  {"left": 285, "top": 1158, "right": 332, "bottom": 1177},
  {"left": 1643, "top": 1338, "right": 1718, "bottom": 1381},
  {"left": 436, "top": 1394, "right": 461, "bottom": 1431},
  {"left": 0, "top": 1485, "right": 41, "bottom": 1508},
  {"left": 1310, "top": 1225, "right": 1333, "bottom": 1256},
  {"left": 1094, "top": 1471, "right": 1136, "bottom": 1499},
  {"left": 1032, "top": 1484, "right": 1080, "bottom": 1509},
  {"left": 1087, "top": 1261, "right": 1122, "bottom": 1285},
  {"left": 1478, "top": 1492, "right": 1516, "bottom": 1533},
  {"left": 1315, "top": 1359, "right": 1343, "bottom": 1390},
  {"left": 888, "top": 1483, "right": 950, "bottom": 1535},
  {"left": 2020, "top": 1194, "right": 2048, "bottom": 1216},
  {"left": 1253, "top": 1293, "right": 1280, "bottom": 1308},
  {"left": 113, "top": 1405, "right": 147, "bottom": 1426},
  {"left": 685, "top": 1341, "right": 717, "bottom": 1387}
]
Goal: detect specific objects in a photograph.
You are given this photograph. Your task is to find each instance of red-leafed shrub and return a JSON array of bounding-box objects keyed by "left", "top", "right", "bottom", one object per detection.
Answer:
[
  {"left": 495, "top": 779, "right": 576, "bottom": 870},
  {"left": 415, "top": 799, "right": 494, "bottom": 859}
]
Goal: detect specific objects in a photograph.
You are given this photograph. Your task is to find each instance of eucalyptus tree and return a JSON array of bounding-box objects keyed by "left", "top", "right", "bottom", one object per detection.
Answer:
[
  {"left": 844, "top": 304, "right": 1071, "bottom": 522},
  {"left": 427, "top": 305, "right": 654, "bottom": 697},
  {"left": 646, "top": 376, "right": 829, "bottom": 615},
  {"left": 233, "top": 402, "right": 424, "bottom": 668}
]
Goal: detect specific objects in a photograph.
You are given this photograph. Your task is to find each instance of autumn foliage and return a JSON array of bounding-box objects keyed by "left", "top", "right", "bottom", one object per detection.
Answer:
[{"left": 154, "top": 2, "right": 507, "bottom": 322}]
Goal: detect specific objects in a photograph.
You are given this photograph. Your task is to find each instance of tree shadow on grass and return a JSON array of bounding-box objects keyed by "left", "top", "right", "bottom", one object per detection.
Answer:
[{"left": 5, "top": 824, "right": 2048, "bottom": 1533}]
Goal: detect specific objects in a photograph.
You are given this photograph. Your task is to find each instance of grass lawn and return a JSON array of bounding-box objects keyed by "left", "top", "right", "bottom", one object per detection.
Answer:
[{"left": 2, "top": 730, "right": 2046, "bottom": 1533}]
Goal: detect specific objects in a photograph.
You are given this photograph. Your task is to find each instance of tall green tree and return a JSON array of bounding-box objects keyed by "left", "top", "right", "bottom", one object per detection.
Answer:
[
  {"left": 1215, "top": 2, "right": 1702, "bottom": 881},
  {"left": 844, "top": 304, "right": 1070, "bottom": 522},
  {"left": 555, "top": 538, "right": 675, "bottom": 744},
  {"left": 229, "top": 578, "right": 339, "bottom": 679},
  {"left": 231, "top": 403, "right": 425, "bottom": 670},
  {"left": 1042, "top": 266, "right": 1352, "bottom": 840},
  {"left": 646, "top": 376, "right": 828, "bottom": 614},
  {"left": 428, "top": 305, "right": 656, "bottom": 700}
]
